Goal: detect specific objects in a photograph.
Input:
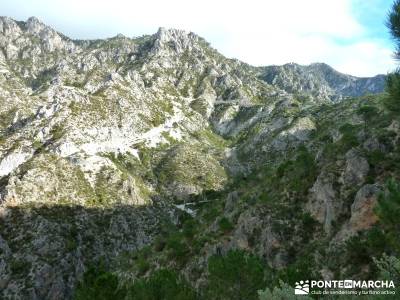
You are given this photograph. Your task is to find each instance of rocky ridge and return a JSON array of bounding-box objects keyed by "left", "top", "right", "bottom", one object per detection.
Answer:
[{"left": 260, "top": 62, "right": 386, "bottom": 102}]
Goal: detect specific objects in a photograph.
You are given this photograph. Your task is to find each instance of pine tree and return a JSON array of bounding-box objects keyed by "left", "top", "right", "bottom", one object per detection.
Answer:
[
  {"left": 386, "top": 1, "right": 400, "bottom": 111},
  {"left": 375, "top": 179, "right": 400, "bottom": 252},
  {"left": 388, "top": 0, "right": 400, "bottom": 54}
]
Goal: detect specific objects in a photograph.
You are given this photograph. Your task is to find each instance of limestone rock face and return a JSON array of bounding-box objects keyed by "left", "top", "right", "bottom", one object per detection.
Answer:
[
  {"left": 341, "top": 149, "right": 369, "bottom": 187},
  {"left": 0, "top": 205, "right": 161, "bottom": 299},
  {"left": 334, "top": 184, "right": 381, "bottom": 242},
  {"left": 306, "top": 172, "right": 340, "bottom": 234},
  {"left": 350, "top": 184, "right": 380, "bottom": 230},
  {"left": 282, "top": 116, "right": 316, "bottom": 141},
  {"left": 153, "top": 27, "right": 198, "bottom": 55}
]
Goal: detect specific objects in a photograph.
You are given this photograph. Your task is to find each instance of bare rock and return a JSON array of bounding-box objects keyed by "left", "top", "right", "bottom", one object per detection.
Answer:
[
  {"left": 341, "top": 149, "right": 369, "bottom": 187},
  {"left": 334, "top": 184, "right": 381, "bottom": 242},
  {"left": 306, "top": 172, "right": 340, "bottom": 234}
]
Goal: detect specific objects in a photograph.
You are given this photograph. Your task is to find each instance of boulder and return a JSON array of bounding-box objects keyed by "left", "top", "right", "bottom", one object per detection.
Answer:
[
  {"left": 334, "top": 184, "right": 381, "bottom": 242},
  {"left": 341, "top": 149, "right": 369, "bottom": 187},
  {"left": 306, "top": 172, "right": 340, "bottom": 234}
]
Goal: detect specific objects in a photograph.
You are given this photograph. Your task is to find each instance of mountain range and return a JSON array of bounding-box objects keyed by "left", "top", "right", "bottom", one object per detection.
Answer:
[{"left": 0, "top": 16, "right": 397, "bottom": 299}]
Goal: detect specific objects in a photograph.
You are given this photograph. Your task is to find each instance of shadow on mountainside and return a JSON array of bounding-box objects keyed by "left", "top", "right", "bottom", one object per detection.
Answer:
[{"left": 0, "top": 203, "right": 166, "bottom": 300}]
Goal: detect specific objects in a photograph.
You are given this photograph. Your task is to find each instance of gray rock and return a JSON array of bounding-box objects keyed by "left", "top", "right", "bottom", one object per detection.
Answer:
[
  {"left": 363, "top": 137, "right": 385, "bottom": 152},
  {"left": 224, "top": 191, "right": 239, "bottom": 213},
  {"left": 306, "top": 172, "right": 340, "bottom": 234},
  {"left": 341, "top": 149, "right": 369, "bottom": 187},
  {"left": 334, "top": 184, "right": 381, "bottom": 243},
  {"left": 351, "top": 184, "right": 381, "bottom": 215}
]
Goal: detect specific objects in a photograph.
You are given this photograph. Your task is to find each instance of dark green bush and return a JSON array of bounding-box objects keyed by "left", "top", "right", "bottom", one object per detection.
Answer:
[
  {"left": 385, "top": 1, "right": 400, "bottom": 112},
  {"left": 166, "top": 232, "right": 190, "bottom": 263},
  {"left": 182, "top": 219, "right": 197, "bottom": 239},
  {"left": 375, "top": 179, "right": 400, "bottom": 252},
  {"left": 218, "top": 217, "right": 234, "bottom": 233},
  {"left": 206, "top": 250, "right": 265, "bottom": 300},
  {"left": 342, "top": 227, "right": 389, "bottom": 278},
  {"left": 385, "top": 72, "right": 400, "bottom": 112},
  {"left": 275, "top": 253, "right": 316, "bottom": 286},
  {"left": 50, "top": 124, "right": 65, "bottom": 141},
  {"left": 128, "top": 269, "right": 197, "bottom": 300},
  {"left": 358, "top": 105, "right": 379, "bottom": 130},
  {"left": 339, "top": 123, "right": 359, "bottom": 150},
  {"left": 275, "top": 146, "right": 317, "bottom": 198},
  {"left": 74, "top": 265, "right": 126, "bottom": 300}
]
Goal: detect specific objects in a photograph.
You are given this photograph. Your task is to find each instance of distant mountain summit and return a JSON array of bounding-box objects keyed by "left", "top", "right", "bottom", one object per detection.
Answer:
[{"left": 259, "top": 62, "right": 386, "bottom": 101}]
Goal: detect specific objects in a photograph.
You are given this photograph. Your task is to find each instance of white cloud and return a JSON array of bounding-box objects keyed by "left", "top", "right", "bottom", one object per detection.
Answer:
[{"left": 1, "top": 0, "right": 396, "bottom": 76}]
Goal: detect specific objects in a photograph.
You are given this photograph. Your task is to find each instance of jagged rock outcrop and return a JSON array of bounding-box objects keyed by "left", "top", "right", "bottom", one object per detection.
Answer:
[
  {"left": 306, "top": 172, "right": 340, "bottom": 234},
  {"left": 341, "top": 149, "right": 369, "bottom": 187}
]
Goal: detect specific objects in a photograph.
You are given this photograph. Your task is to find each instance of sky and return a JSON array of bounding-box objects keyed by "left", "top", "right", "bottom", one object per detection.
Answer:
[{"left": 0, "top": 0, "right": 396, "bottom": 77}]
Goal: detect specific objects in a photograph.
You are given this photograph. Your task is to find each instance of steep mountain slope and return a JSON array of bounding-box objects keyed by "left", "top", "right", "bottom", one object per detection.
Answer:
[
  {"left": 0, "top": 17, "right": 397, "bottom": 299},
  {"left": 259, "top": 62, "right": 386, "bottom": 102}
]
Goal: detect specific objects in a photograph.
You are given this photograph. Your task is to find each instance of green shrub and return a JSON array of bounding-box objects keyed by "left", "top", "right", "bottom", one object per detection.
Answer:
[
  {"left": 385, "top": 1, "right": 400, "bottom": 112},
  {"left": 375, "top": 179, "right": 400, "bottom": 252},
  {"left": 74, "top": 266, "right": 126, "bottom": 300},
  {"left": 153, "top": 236, "right": 166, "bottom": 252},
  {"left": 132, "top": 246, "right": 152, "bottom": 275},
  {"left": 367, "top": 150, "right": 386, "bottom": 167},
  {"left": 182, "top": 219, "right": 197, "bottom": 239},
  {"left": 29, "top": 68, "right": 56, "bottom": 90},
  {"left": 385, "top": 72, "right": 400, "bottom": 112},
  {"left": 258, "top": 280, "right": 312, "bottom": 300},
  {"left": 358, "top": 105, "right": 379, "bottom": 130},
  {"left": 342, "top": 227, "right": 389, "bottom": 278},
  {"left": 274, "top": 254, "right": 316, "bottom": 286},
  {"left": 369, "top": 254, "right": 400, "bottom": 300},
  {"left": 374, "top": 254, "right": 400, "bottom": 284},
  {"left": 376, "top": 179, "right": 400, "bottom": 229},
  {"left": 206, "top": 250, "right": 265, "bottom": 300},
  {"left": 166, "top": 232, "right": 190, "bottom": 263},
  {"left": 218, "top": 217, "right": 234, "bottom": 233},
  {"left": 257, "top": 192, "right": 271, "bottom": 204},
  {"left": 93, "top": 170, "right": 117, "bottom": 205},
  {"left": 128, "top": 269, "right": 197, "bottom": 300},
  {"left": 339, "top": 123, "right": 359, "bottom": 150},
  {"left": 50, "top": 124, "right": 65, "bottom": 141},
  {"left": 32, "top": 140, "right": 44, "bottom": 152},
  {"left": 65, "top": 238, "right": 78, "bottom": 252},
  {"left": 137, "top": 256, "right": 150, "bottom": 275},
  {"left": 202, "top": 205, "right": 220, "bottom": 223},
  {"left": 275, "top": 146, "right": 317, "bottom": 198},
  {"left": 10, "top": 258, "right": 31, "bottom": 275},
  {"left": 299, "top": 213, "right": 319, "bottom": 242}
]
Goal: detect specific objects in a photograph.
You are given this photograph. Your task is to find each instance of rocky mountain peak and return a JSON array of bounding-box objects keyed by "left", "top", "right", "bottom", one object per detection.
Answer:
[
  {"left": 0, "top": 16, "right": 76, "bottom": 62},
  {"left": 0, "top": 16, "right": 22, "bottom": 37},
  {"left": 152, "top": 27, "right": 199, "bottom": 54},
  {"left": 26, "top": 16, "right": 46, "bottom": 34}
]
